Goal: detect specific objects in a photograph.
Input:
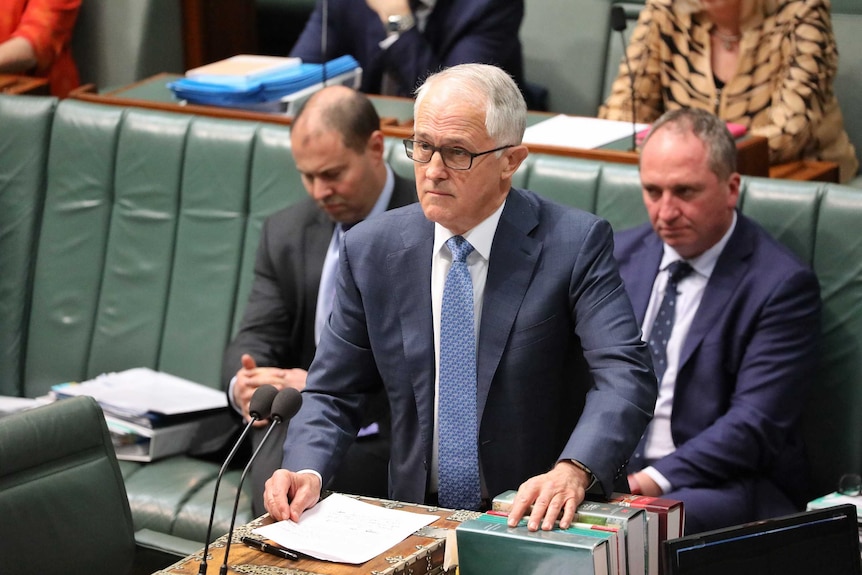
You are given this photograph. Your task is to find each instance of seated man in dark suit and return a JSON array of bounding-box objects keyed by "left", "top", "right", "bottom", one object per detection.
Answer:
[
  {"left": 263, "top": 63, "right": 657, "bottom": 531},
  {"left": 614, "top": 108, "right": 822, "bottom": 534},
  {"left": 222, "top": 85, "right": 416, "bottom": 515},
  {"left": 289, "top": 0, "right": 528, "bottom": 102}
]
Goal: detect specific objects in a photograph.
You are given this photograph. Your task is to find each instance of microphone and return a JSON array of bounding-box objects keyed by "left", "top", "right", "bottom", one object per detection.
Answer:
[
  {"left": 198, "top": 384, "right": 278, "bottom": 575},
  {"left": 219, "top": 387, "right": 303, "bottom": 574},
  {"left": 611, "top": 5, "right": 638, "bottom": 152}
]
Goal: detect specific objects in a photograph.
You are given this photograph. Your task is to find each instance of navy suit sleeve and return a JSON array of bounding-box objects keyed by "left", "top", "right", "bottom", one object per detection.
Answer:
[
  {"left": 557, "top": 218, "right": 658, "bottom": 494},
  {"left": 654, "top": 265, "right": 821, "bottom": 490}
]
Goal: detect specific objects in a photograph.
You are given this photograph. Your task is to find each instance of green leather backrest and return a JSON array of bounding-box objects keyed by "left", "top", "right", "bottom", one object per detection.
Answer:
[
  {"left": 24, "top": 101, "right": 306, "bottom": 395},
  {"left": 0, "top": 395, "right": 135, "bottom": 575},
  {"left": 0, "top": 95, "right": 56, "bottom": 396}
]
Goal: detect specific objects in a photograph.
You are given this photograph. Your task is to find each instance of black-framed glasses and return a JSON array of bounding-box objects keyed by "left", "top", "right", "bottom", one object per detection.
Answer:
[
  {"left": 838, "top": 473, "right": 861, "bottom": 496},
  {"left": 403, "top": 139, "right": 513, "bottom": 171}
]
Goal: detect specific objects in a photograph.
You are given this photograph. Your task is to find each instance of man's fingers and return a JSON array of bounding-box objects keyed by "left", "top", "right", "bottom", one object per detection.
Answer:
[{"left": 241, "top": 353, "right": 257, "bottom": 371}]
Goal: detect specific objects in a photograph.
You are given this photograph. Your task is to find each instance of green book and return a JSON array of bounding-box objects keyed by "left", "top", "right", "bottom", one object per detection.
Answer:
[
  {"left": 493, "top": 489, "right": 646, "bottom": 575},
  {"left": 456, "top": 513, "right": 613, "bottom": 575},
  {"left": 577, "top": 499, "right": 648, "bottom": 575}
]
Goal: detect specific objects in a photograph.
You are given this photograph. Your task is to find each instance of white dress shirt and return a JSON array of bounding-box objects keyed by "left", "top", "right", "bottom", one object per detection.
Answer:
[{"left": 641, "top": 212, "right": 737, "bottom": 492}]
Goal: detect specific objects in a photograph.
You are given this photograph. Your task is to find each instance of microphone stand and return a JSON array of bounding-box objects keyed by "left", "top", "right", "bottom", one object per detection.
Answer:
[
  {"left": 198, "top": 384, "right": 278, "bottom": 575},
  {"left": 219, "top": 388, "right": 302, "bottom": 575},
  {"left": 611, "top": 5, "right": 638, "bottom": 152},
  {"left": 219, "top": 419, "right": 283, "bottom": 575}
]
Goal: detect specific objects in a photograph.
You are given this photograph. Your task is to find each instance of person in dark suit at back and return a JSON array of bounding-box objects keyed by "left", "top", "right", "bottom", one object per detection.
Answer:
[
  {"left": 222, "top": 85, "right": 416, "bottom": 516},
  {"left": 289, "top": 0, "right": 528, "bottom": 103},
  {"left": 263, "top": 63, "right": 657, "bottom": 531},
  {"left": 614, "top": 108, "right": 822, "bottom": 534}
]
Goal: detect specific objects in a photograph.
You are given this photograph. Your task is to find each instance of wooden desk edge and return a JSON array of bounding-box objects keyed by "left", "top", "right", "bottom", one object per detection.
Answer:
[
  {"left": 0, "top": 74, "right": 49, "bottom": 95},
  {"left": 155, "top": 495, "right": 469, "bottom": 575}
]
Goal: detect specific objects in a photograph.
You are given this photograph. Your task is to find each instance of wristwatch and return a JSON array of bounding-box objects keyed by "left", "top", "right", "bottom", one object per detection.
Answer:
[{"left": 387, "top": 13, "right": 416, "bottom": 35}]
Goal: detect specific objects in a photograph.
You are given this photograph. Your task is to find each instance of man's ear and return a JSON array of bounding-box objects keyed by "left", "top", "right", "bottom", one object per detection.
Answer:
[
  {"left": 501, "top": 145, "right": 529, "bottom": 180},
  {"left": 367, "top": 130, "right": 386, "bottom": 161}
]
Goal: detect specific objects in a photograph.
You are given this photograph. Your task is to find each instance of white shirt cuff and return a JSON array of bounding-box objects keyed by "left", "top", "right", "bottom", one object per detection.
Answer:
[{"left": 641, "top": 465, "right": 672, "bottom": 494}]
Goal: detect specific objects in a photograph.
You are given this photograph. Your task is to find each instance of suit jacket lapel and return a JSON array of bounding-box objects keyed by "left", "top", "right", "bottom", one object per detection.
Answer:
[
  {"left": 627, "top": 232, "right": 664, "bottom": 324},
  {"left": 387, "top": 208, "right": 436, "bottom": 440},
  {"left": 477, "top": 189, "right": 542, "bottom": 420},
  {"left": 679, "top": 215, "right": 754, "bottom": 369}
]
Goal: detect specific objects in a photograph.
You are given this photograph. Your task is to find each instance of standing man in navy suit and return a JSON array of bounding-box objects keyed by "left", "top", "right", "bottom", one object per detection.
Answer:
[
  {"left": 615, "top": 108, "right": 821, "bottom": 534},
  {"left": 264, "top": 63, "right": 657, "bottom": 531},
  {"left": 289, "top": 0, "right": 527, "bottom": 102},
  {"left": 222, "top": 85, "right": 417, "bottom": 515}
]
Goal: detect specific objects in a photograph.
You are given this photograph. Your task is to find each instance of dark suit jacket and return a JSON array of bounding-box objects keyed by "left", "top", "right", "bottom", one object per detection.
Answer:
[
  {"left": 614, "top": 213, "right": 821, "bottom": 507},
  {"left": 222, "top": 173, "right": 417, "bottom": 383},
  {"left": 289, "top": 0, "right": 525, "bottom": 98},
  {"left": 282, "top": 187, "right": 657, "bottom": 504}
]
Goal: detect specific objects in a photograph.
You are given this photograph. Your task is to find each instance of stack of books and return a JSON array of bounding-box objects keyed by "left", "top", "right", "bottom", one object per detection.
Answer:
[
  {"left": 51, "top": 367, "right": 231, "bottom": 461},
  {"left": 167, "top": 54, "right": 362, "bottom": 115},
  {"left": 455, "top": 490, "right": 684, "bottom": 575}
]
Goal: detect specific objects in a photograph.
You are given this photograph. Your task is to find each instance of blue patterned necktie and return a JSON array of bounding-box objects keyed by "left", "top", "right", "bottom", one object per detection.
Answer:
[
  {"left": 438, "top": 235, "right": 481, "bottom": 510},
  {"left": 648, "top": 260, "right": 693, "bottom": 382}
]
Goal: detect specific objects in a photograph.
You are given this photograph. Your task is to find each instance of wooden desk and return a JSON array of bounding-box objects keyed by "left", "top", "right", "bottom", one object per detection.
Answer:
[
  {"left": 769, "top": 159, "right": 840, "bottom": 183},
  {"left": 71, "top": 74, "right": 780, "bottom": 180},
  {"left": 154, "top": 496, "right": 465, "bottom": 575},
  {"left": 0, "top": 74, "right": 49, "bottom": 95}
]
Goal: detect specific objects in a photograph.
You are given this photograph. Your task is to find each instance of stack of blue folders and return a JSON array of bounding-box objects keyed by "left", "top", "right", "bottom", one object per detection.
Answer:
[{"left": 167, "top": 55, "right": 360, "bottom": 108}]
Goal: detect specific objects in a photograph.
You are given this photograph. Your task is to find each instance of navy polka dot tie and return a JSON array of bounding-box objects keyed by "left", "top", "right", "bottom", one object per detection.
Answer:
[
  {"left": 438, "top": 235, "right": 481, "bottom": 510},
  {"left": 648, "top": 261, "right": 693, "bottom": 383}
]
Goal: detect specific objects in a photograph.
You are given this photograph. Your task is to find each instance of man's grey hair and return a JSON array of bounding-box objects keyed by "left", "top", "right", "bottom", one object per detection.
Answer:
[
  {"left": 642, "top": 108, "right": 738, "bottom": 181},
  {"left": 414, "top": 63, "right": 527, "bottom": 147}
]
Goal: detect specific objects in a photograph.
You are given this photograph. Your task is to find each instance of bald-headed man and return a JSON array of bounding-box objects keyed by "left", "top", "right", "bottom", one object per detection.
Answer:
[{"left": 222, "top": 85, "right": 416, "bottom": 515}]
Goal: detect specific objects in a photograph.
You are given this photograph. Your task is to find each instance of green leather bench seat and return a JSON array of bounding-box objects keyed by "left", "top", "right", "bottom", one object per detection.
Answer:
[{"left": 2, "top": 95, "right": 860, "bottom": 556}]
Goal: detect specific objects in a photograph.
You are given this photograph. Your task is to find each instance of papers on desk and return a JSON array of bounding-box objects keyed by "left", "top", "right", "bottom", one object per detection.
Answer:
[
  {"left": 51, "top": 368, "right": 232, "bottom": 461},
  {"left": 0, "top": 395, "right": 52, "bottom": 417},
  {"left": 253, "top": 493, "right": 437, "bottom": 564},
  {"left": 523, "top": 114, "right": 649, "bottom": 150},
  {"left": 51, "top": 367, "right": 227, "bottom": 425}
]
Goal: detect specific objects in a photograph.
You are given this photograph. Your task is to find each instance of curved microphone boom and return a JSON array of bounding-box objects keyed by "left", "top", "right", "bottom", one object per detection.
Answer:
[
  {"left": 611, "top": 5, "right": 638, "bottom": 152},
  {"left": 220, "top": 387, "right": 303, "bottom": 575},
  {"left": 198, "top": 384, "right": 278, "bottom": 575}
]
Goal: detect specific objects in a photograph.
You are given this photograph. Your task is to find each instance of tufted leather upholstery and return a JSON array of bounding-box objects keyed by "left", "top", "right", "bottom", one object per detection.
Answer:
[{"left": 2, "top": 95, "right": 860, "bottom": 555}]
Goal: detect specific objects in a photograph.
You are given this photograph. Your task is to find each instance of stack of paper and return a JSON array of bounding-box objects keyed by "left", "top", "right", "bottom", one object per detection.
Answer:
[{"left": 52, "top": 368, "right": 231, "bottom": 461}]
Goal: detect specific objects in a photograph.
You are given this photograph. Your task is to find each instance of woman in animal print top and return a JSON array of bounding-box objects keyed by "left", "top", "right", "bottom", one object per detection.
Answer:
[{"left": 600, "top": 0, "right": 858, "bottom": 183}]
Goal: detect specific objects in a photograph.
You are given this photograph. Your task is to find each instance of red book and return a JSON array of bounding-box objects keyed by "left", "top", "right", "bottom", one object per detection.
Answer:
[{"left": 606, "top": 493, "right": 684, "bottom": 575}]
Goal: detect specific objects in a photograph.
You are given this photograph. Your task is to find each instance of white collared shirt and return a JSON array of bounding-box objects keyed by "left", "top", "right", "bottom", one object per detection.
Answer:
[{"left": 641, "top": 212, "right": 737, "bottom": 492}]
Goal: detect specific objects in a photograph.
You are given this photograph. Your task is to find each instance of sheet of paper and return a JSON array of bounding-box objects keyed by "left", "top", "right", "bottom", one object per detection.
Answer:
[
  {"left": 253, "top": 493, "right": 436, "bottom": 564},
  {"left": 52, "top": 367, "right": 227, "bottom": 416},
  {"left": 0, "top": 395, "right": 52, "bottom": 417},
  {"left": 523, "top": 114, "right": 649, "bottom": 150}
]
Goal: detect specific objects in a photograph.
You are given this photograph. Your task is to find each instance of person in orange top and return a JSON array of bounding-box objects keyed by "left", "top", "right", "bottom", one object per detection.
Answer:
[{"left": 0, "top": 0, "right": 81, "bottom": 97}]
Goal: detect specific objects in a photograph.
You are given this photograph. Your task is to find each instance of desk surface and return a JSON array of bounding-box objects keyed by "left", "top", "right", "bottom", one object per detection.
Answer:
[
  {"left": 154, "top": 496, "right": 466, "bottom": 575},
  {"left": 73, "top": 73, "right": 781, "bottom": 179}
]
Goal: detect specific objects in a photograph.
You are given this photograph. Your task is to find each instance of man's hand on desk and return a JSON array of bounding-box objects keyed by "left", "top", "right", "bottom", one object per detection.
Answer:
[
  {"left": 235, "top": 353, "right": 307, "bottom": 427},
  {"left": 506, "top": 460, "right": 590, "bottom": 532},
  {"left": 264, "top": 469, "right": 322, "bottom": 522}
]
